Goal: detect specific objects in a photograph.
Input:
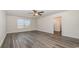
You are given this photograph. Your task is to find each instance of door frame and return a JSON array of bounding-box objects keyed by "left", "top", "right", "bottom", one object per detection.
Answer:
[{"left": 53, "top": 16, "right": 62, "bottom": 35}]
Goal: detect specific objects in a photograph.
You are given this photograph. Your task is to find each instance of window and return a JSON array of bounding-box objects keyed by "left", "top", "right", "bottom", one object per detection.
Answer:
[
  {"left": 17, "top": 19, "right": 31, "bottom": 29},
  {"left": 25, "top": 19, "right": 31, "bottom": 26}
]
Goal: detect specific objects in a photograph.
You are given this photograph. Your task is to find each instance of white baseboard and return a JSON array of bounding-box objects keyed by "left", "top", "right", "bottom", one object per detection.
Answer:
[{"left": 7, "top": 30, "right": 36, "bottom": 34}]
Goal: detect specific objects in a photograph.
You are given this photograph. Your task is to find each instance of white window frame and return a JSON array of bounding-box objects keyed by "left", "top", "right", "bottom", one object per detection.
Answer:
[{"left": 17, "top": 18, "right": 31, "bottom": 29}]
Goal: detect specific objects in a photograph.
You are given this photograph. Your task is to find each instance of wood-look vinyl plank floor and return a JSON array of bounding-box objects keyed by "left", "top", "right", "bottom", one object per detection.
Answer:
[{"left": 1, "top": 31, "right": 79, "bottom": 48}]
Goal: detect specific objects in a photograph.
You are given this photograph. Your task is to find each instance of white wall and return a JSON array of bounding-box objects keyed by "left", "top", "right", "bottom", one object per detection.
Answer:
[
  {"left": 0, "top": 11, "right": 7, "bottom": 47},
  {"left": 7, "top": 15, "right": 36, "bottom": 33},
  {"left": 37, "top": 11, "right": 79, "bottom": 39},
  {"left": 37, "top": 16, "right": 54, "bottom": 34}
]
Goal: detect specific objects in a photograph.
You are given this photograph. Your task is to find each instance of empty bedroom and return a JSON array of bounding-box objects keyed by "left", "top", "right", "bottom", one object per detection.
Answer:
[{"left": 0, "top": 10, "right": 79, "bottom": 48}]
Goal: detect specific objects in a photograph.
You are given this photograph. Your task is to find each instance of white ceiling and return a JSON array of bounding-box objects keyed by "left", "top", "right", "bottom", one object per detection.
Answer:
[{"left": 5, "top": 10, "right": 65, "bottom": 19}]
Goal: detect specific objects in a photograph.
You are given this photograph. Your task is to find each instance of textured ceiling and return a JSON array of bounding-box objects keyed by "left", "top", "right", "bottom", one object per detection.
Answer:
[{"left": 5, "top": 10, "right": 65, "bottom": 19}]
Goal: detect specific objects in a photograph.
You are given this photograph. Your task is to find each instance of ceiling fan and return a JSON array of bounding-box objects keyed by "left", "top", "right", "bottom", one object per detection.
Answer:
[{"left": 29, "top": 10, "right": 44, "bottom": 16}]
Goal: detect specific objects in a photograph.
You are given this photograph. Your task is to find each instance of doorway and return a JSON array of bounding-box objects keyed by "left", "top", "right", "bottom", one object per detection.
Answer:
[{"left": 54, "top": 16, "right": 62, "bottom": 36}]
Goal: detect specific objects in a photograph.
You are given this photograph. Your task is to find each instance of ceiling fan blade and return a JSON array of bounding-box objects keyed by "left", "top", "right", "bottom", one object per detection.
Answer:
[
  {"left": 32, "top": 10, "right": 37, "bottom": 13},
  {"left": 39, "top": 11, "right": 44, "bottom": 13},
  {"left": 38, "top": 13, "right": 42, "bottom": 16}
]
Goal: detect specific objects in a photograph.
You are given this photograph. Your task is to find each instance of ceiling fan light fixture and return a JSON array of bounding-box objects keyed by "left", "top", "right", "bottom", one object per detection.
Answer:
[
  {"left": 29, "top": 10, "right": 44, "bottom": 16},
  {"left": 35, "top": 13, "right": 38, "bottom": 16}
]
